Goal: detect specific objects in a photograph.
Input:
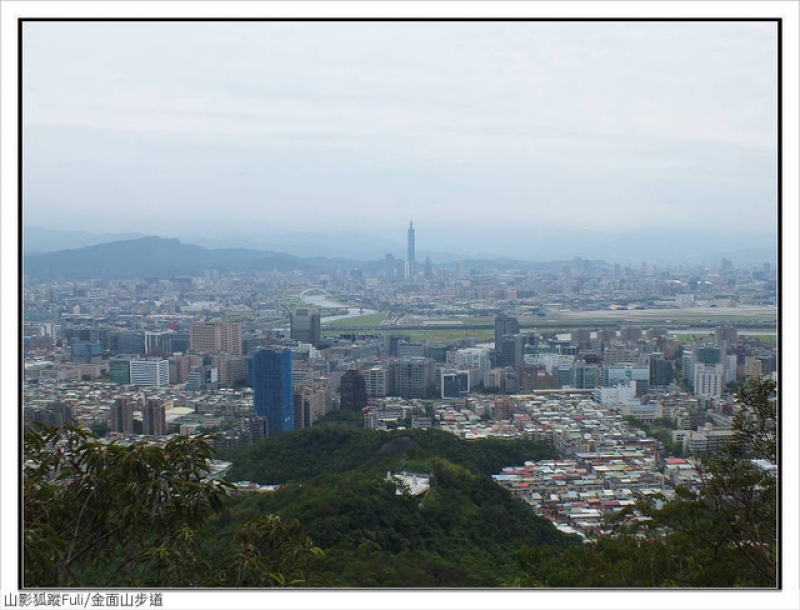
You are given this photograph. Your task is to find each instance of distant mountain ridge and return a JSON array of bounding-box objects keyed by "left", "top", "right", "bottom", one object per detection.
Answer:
[
  {"left": 22, "top": 235, "right": 599, "bottom": 281},
  {"left": 24, "top": 225, "right": 777, "bottom": 266},
  {"left": 23, "top": 227, "right": 148, "bottom": 254},
  {"left": 22, "top": 230, "right": 777, "bottom": 281},
  {"left": 22, "top": 236, "right": 316, "bottom": 280}
]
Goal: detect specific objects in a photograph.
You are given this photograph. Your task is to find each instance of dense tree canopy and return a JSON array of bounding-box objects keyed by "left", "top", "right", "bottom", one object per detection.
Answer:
[
  {"left": 23, "top": 424, "right": 321, "bottom": 587},
  {"left": 222, "top": 425, "right": 558, "bottom": 484}
]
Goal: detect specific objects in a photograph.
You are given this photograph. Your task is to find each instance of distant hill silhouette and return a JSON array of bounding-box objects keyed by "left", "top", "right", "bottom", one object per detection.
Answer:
[
  {"left": 23, "top": 235, "right": 598, "bottom": 281},
  {"left": 22, "top": 236, "right": 315, "bottom": 280},
  {"left": 23, "top": 226, "right": 148, "bottom": 254}
]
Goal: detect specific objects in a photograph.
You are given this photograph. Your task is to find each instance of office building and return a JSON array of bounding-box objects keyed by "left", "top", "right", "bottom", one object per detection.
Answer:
[
  {"left": 606, "top": 365, "right": 650, "bottom": 394},
  {"left": 109, "top": 357, "right": 132, "bottom": 385},
  {"left": 290, "top": 308, "right": 321, "bottom": 346},
  {"left": 441, "top": 369, "right": 470, "bottom": 399},
  {"left": 494, "top": 314, "right": 520, "bottom": 353},
  {"left": 339, "top": 368, "right": 367, "bottom": 411},
  {"left": 449, "top": 347, "right": 490, "bottom": 379},
  {"left": 187, "top": 367, "right": 207, "bottom": 391},
  {"left": 388, "top": 334, "right": 412, "bottom": 356},
  {"left": 293, "top": 382, "right": 329, "bottom": 429},
  {"left": 117, "top": 330, "right": 145, "bottom": 355},
  {"left": 682, "top": 351, "right": 696, "bottom": 388},
  {"left": 649, "top": 354, "right": 675, "bottom": 388},
  {"left": 744, "top": 357, "right": 763, "bottom": 380},
  {"left": 143, "top": 398, "right": 166, "bottom": 436},
  {"left": 571, "top": 359, "right": 600, "bottom": 389},
  {"left": 724, "top": 354, "right": 738, "bottom": 384},
  {"left": 215, "top": 354, "right": 246, "bottom": 387},
  {"left": 397, "top": 341, "right": 425, "bottom": 357},
  {"left": 166, "top": 332, "right": 190, "bottom": 354},
  {"left": 484, "top": 368, "right": 505, "bottom": 391},
  {"left": 129, "top": 359, "right": 170, "bottom": 387},
  {"left": 697, "top": 346, "right": 723, "bottom": 365},
  {"left": 593, "top": 381, "right": 637, "bottom": 407},
  {"left": 144, "top": 331, "right": 171, "bottom": 356},
  {"left": 24, "top": 403, "right": 73, "bottom": 427},
  {"left": 70, "top": 340, "right": 102, "bottom": 363},
  {"left": 385, "top": 253, "right": 395, "bottom": 278},
  {"left": 715, "top": 325, "right": 738, "bottom": 345},
  {"left": 365, "top": 366, "right": 391, "bottom": 397},
  {"left": 393, "top": 356, "right": 436, "bottom": 399},
  {"left": 520, "top": 365, "right": 557, "bottom": 391},
  {"left": 252, "top": 347, "right": 293, "bottom": 436},
  {"left": 190, "top": 321, "right": 243, "bottom": 356},
  {"left": 110, "top": 397, "right": 134, "bottom": 434},
  {"left": 695, "top": 364, "right": 724, "bottom": 398},
  {"left": 497, "top": 334, "right": 525, "bottom": 370}
]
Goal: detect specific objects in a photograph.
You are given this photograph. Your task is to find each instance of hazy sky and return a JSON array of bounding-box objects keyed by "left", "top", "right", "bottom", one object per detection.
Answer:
[{"left": 22, "top": 20, "right": 778, "bottom": 251}]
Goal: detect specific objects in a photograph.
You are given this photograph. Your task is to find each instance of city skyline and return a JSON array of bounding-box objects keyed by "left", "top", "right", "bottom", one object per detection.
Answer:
[
  {"left": 5, "top": 2, "right": 798, "bottom": 609},
  {"left": 21, "top": 20, "right": 778, "bottom": 259}
]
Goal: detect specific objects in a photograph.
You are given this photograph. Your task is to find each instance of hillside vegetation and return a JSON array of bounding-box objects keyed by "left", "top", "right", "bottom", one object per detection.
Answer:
[
  {"left": 215, "top": 426, "right": 575, "bottom": 586},
  {"left": 223, "top": 425, "right": 558, "bottom": 484}
]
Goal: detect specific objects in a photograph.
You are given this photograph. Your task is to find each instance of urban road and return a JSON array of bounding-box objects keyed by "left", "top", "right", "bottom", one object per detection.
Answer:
[{"left": 322, "top": 322, "right": 777, "bottom": 333}]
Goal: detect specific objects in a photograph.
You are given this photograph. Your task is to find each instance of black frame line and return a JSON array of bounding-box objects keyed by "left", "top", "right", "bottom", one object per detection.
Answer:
[{"left": 16, "top": 15, "right": 784, "bottom": 593}]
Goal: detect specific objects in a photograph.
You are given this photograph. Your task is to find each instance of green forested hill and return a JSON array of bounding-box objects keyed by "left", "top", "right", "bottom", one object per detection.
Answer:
[
  {"left": 208, "top": 460, "right": 577, "bottom": 586},
  {"left": 213, "top": 426, "right": 578, "bottom": 586},
  {"left": 222, "top": 425, "right": 558, "bottom": 484}
]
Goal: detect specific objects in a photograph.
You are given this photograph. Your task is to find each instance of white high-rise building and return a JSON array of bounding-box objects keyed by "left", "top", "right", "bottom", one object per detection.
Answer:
[
  {"left": 449, "top": 348, "right": 490, "bottom": 379},
  {"left": 593, "top": 380, "right": 637, "bottom": 406},
  {"left": 694, "top": 364, "right": 724, "bottom": 397},
  {"left": 129, "top": 359, "right": 170, "bottom": 387},
  {"left": 724, "top": 354, "right": 738, "bottom": 384},
  {"left": 365, "top": 366, "right": 390, "bottom": 397}
]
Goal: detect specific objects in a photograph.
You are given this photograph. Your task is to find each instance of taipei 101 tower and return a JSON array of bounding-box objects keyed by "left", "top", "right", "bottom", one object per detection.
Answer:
[{"left": 407, "top": 218, "right": 416, "bottom": 277}]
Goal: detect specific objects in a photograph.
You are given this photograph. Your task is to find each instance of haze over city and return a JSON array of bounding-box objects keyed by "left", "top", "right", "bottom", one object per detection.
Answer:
[
  {"left": 8, "top": 4, "right": 798, "bottom": 608},
  {"left": 22, "top": 20, "right": 778, "bottom": 261}
]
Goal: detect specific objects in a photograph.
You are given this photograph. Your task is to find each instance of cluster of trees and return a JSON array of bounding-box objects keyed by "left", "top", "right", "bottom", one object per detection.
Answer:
[
  {"left": 23, "top": 379, "right": 777, "bottom": 588},
  {"left": 207, "top": 456, "right": 576, "bottom": 586},
  {"left": 223, "top": 425, "right": 558, "bottom": 484},
  {"left": 23, "top": 423, "right": 568, "bottom": 587},
  {"left": 623, "top": 416, "right": 684, "bottom": 457},
  {"left": 23, "top": 426, "right": 322, "bottom": 587}
]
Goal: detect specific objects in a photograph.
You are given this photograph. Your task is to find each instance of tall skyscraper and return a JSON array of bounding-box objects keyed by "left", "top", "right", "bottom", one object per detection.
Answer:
[
  {"left": 393, "top": 356, "right": 436, "bottom": 399},
  {"left": 143, "top": 398, "right": 166, "bottom": 436},
  {"left": 695, "top": 363, "right": 724, "bottom": 397},
  {"left": 385, "top": 253, "right": 395, "bottom": 278},
  {"left": 339, "top": 368, "right": 367, "bottom": 411},
  {"left": 110, "top": 397, "right": 134, "bottom": 434},
  {"left": 407, "top": 218, "right": 416, "bottom": 277},
  {"left": 494, "top": 314, "right": 520, "bottom": 367},
  {"left": 494, "top": 314, "right": 520, "bottom": 348},
  {"left": 252, "top": 347, "right": 294, "bottom": 436},
  {"left": 290, "top": 308, "right": 321, "bottom": 346},
  {"left": 498, "top": 334, "right": 526, "bottom": 370}
]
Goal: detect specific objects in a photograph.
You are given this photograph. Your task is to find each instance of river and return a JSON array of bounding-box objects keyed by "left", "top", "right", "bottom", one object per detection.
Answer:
[{"left": 299, "top": 294, "right": 378, "bottom": 323}]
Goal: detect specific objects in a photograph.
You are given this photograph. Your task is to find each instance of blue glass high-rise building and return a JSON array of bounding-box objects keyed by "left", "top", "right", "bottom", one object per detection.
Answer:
[{"left": 252, "top": 347, "right": 293, "bottom": 435}]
